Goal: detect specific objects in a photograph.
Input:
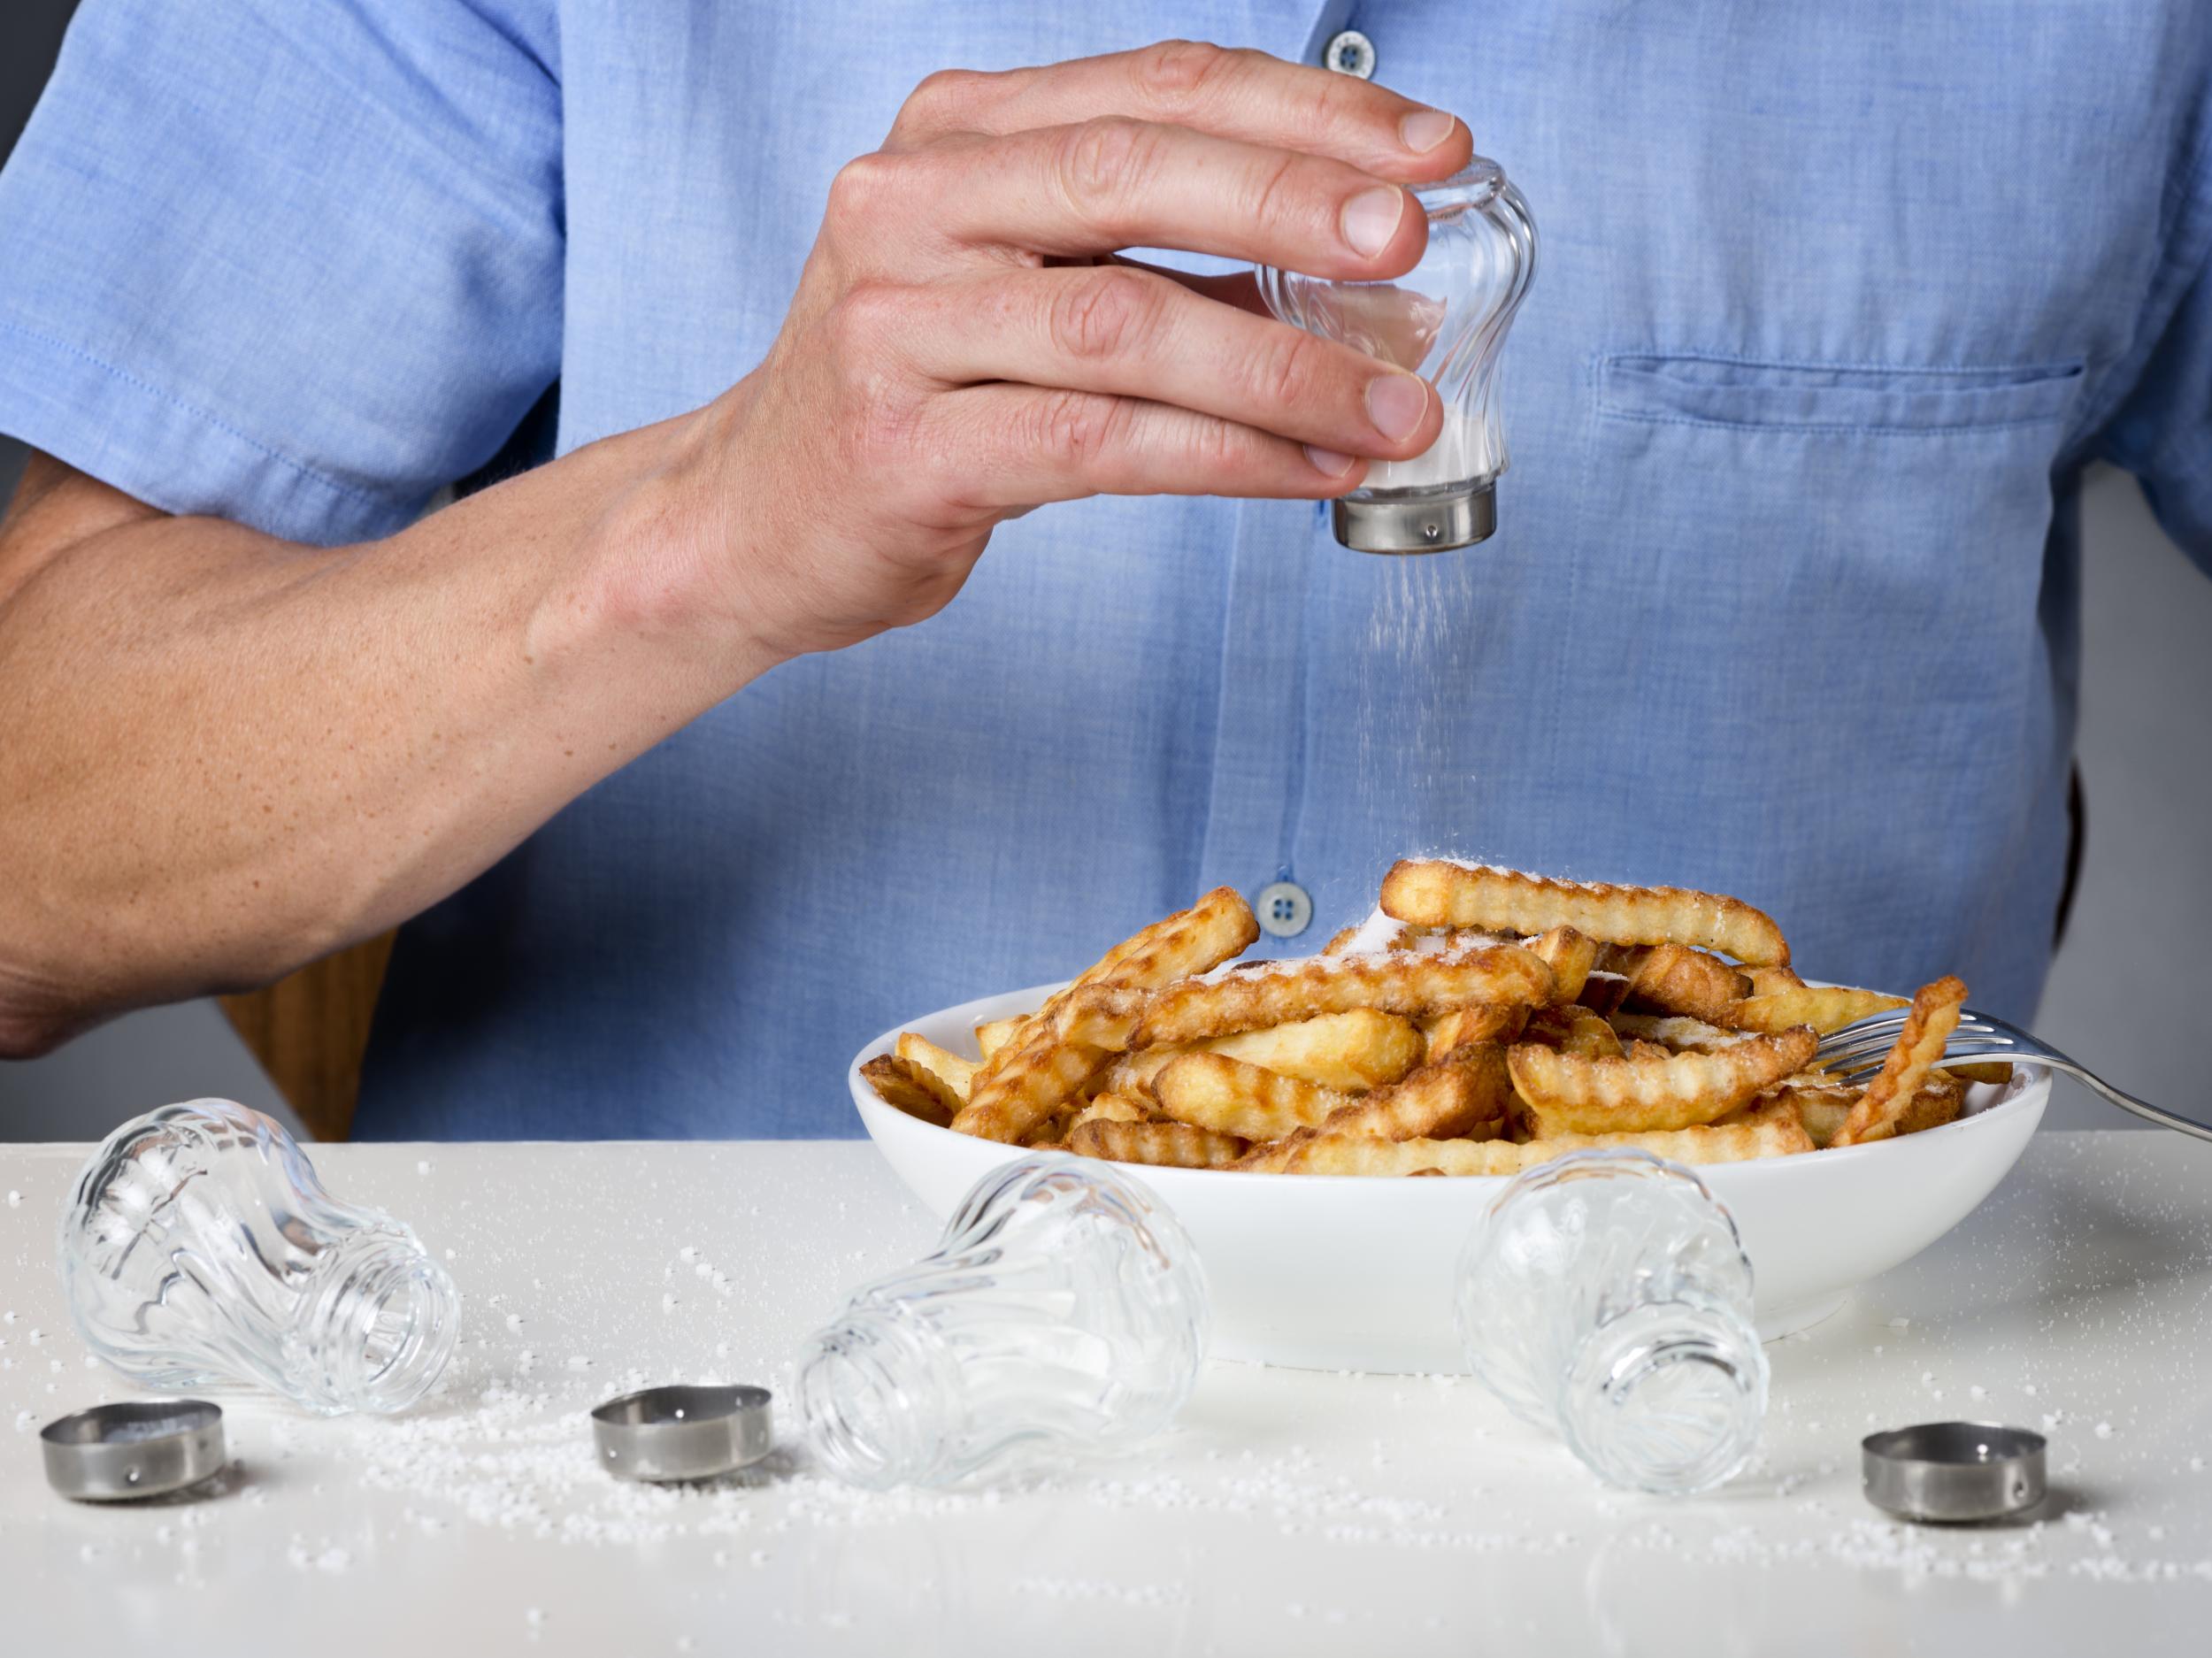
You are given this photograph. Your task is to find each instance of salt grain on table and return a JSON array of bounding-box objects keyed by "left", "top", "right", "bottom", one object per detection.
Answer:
[{"left": 9, "top": 1137, "right": 2212, "bottom": 1651}]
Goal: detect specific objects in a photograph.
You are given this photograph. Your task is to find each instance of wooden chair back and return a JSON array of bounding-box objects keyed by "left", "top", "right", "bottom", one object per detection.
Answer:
[{"left": 218, "top": 932, "right": 396, "bottom": 1142}]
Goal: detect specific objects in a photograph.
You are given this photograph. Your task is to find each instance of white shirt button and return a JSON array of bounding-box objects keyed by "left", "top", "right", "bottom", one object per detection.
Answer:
[
  {"left": 1323, "top": 29, "right": 1377, "bottom": 80},
  {"left": 1256, "top": 880, "right": 1314, "bottom": 939}
]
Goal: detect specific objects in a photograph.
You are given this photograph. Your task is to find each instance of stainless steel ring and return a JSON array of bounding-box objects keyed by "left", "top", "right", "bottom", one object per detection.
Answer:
[
  {"left": 591, "top": 1384, "right": 773, "bottom": 1482},
  {"left": 1333, "top": 484, "right": 1496, "bottom": 554},
  {"left": 42, "top": 1399, "right": 228, "bottom": 1502},
  {"left": 1863, "top": 1421, "right": 2047, "bottom": 1523}
]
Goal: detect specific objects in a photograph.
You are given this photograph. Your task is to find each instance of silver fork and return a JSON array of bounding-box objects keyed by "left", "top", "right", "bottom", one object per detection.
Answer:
[{"left": 1813, "top": 1007, "right": 2212, "bottom": 1143}]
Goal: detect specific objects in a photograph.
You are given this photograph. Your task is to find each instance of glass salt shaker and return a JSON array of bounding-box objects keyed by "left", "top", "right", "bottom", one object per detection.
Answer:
[
  {"left": 61, "top": 1099, "right": 460, "bottom": 1415},
  {"left": 1259, "top": 155, "right": 1536, "bottom": 553},
  {"left": 1456, "top": 1148, "right": 1768, "bottom": 1494},
  {"left": 795, "top": 1152, "right": 1209, "bottom": 1489}
]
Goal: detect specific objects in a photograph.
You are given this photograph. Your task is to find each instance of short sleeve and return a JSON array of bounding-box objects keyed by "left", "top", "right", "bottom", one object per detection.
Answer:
[
  {"left": 2096, "top": 145, "right": 2212, "bottom": 575},
  {"left": 0, "top": 0, "right": 564, "bottom": 545}
]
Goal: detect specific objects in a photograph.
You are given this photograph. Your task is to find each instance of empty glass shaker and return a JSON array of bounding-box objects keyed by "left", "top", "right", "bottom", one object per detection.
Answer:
[
  {"left": 795, "top": 1152, "right": 1209, "bottom": 1488},
  {"left": 1455, "top": 1148, "right": 1768, "bottom": 1494},
  {"left": 61, "top": 1099, "right": 459, "bottom": 1415}
]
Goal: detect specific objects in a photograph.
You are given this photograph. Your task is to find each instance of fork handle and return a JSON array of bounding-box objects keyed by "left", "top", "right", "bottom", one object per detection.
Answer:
[{"left": 2017, "top": 1055, "right": 2212, "bottom": 1144}]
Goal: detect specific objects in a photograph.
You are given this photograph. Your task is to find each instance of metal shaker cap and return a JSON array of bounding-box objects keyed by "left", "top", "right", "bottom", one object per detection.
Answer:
[
  {"left": 1333, "top": 484, "right": 1496, "bottom": 554},
  {"left": 42, "top": 1400, "right": 228, "bottom": 1501},
  {"left": 591, "top": 1385, "right": 773, "bottom": 1482},
  {"left": 1863, "top": 1421, "right": 2047, "bottom": 1522}
]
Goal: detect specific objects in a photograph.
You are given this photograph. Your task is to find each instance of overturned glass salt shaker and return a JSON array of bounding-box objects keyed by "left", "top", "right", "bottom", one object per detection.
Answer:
[
  {"left": 1456, "top": 1148, "right": 1768, "bottom": 1494},
  {"left": 795, "top": 1153, "right": 1209, "bottom": 1489},
  {"left": 61, "top": 1099, "right": 459, "bottom": 1416}
]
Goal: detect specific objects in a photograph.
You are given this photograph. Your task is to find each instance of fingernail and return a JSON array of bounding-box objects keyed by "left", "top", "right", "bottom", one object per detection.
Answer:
[
  {"left": 1340, "top": 185, "right": 1406, "bottom": 258},
  {"left": 1304, "top": 444, "right": 1356, "bottom": 478},
  {"left": 1365, "top": 373, "right": 1429, "bottom": 442},
  {"left": 1400, "top": 109, "right": 1457, "bottom": 153}
]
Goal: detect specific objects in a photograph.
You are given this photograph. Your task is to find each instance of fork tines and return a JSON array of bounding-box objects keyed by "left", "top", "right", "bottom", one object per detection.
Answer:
[{"left": 1812, "top": 1009, "right": 2012, "bottom": 1082}]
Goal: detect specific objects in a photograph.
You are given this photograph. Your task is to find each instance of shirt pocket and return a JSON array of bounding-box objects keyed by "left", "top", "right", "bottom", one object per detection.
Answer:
[
  {"left": 1595, "top": 353, "right": 2083, "bottom": 437},
  {"left": 1578, "top": 349, "right": 2082, "bottom": 619},
  {"left": 1551, "top": 349, "right": 2085, "bottom": 913}
]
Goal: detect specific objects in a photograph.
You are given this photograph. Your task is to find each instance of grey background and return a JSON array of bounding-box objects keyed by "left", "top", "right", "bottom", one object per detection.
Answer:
[{"left": 3, "top": 5, "right": 2208, "bottom": 1141}]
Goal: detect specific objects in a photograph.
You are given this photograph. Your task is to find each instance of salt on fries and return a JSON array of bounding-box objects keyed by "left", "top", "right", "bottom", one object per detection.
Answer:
[
  {"left": 1380, "top": 861, "right": 1792, "bottom": 968},
  {"left": 1509, "top": 1027, "right": 1817, "bottom": 1136},
  {"left": 951, "top": 885, "right": 1257, "bottom": 1145},
  {"left": 873, "top": 864, "right": 1996, "bottom": 1177}
]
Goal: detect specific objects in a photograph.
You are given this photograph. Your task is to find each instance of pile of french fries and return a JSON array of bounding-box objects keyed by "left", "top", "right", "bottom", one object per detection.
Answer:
[{"left": 860, "top": 862, "right": 1999, "bottom": 1177}]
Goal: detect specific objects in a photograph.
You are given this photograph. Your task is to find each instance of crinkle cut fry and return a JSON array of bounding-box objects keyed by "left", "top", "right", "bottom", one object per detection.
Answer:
[
  {"left": 1380, "top": 861, "right": 1790, "bottom": 968},
  {"left": 1020, "top": 1109, "right": 1077, "bottom": 1148},
  {"left": 1151, "top": 1052, "right": 1353, "bottom": 1140},
  {"left": 1127, "top": 943, "right": 1554, "bottom": 1049},
  {"left": 1102, "top": 1043, "right": 1190, "bottom": 1099},
  {"left": 952, "top": 1025, "right": 1109, "bottom": 1143},
  {"left": 972, "top": 886, "right": 1255, "bottom": 1065},
  {"left": 1100, "top": 1010, "right": 1424, "bottom": 1098},
  {"left": 896, "top": 1032, "right": 976, "bottom": 1108},
  {"left": 1521, "top": 1006, "right": 1624, "bottom": 1059},
  {"left": 1619, "top": 943, "right": 1751, "bottom": 1024},
  {"left": 999, "top": 886, "right": 1259, "bottom": 1057},
  {"left": 1045, "top": 885, "right": 1259, "bottom": 1002},
  {"left": 1317, "top": 1041, "right": 1511, "bottom": 1140},
  {"left": 954, "top": 887, "right": 1259, "bottom": 1142},
  {"left": 1088, "top": 885, "right": 1260, "bottom": 992},
  {"left": 973, "top": 1017, "right": 1025, "bottom": 1060},
  {"left": 1608, "top": 1012, "right": 1749, "bottom": 1054},
  {"left": 1070, "top": 1093, "right": 1152, "bottom": 1132},
  {"left": 1756, "top": 1070, "right": 1962, "bottom": 1148},
  {"left": 1068, "top": 1118, "right": 1248, "bottom": 1170},
  {"left": 1833, "top": 977, "right": 1969, "bottom": 1148},
  {"left": 1325, "top": 919, "right": 1411, "bottom": 956},
  {"left": 1730, "top": 985, "right": 1906, "bottom": 1035},
  {"left": 1574, "top": 971, "right": 1631, "bottom": 1017},
  {"left": 1232, "top": 1128, "right": 1317, "bottom": 1173},
  {"left": 1525, "top": 925, "right": 1598, "bottom": 1005},
  {"left": 860, "top": 1055, "right": 956, "bottom": 1129},
  {"left": 1734, "top": 1079, "right": 1861, "bottom": 1148},
  {"left": 1424, "top": 1002, "right": 1529, "bottom": 1061},
  {"left": 1895, "top": 1071, "right": 1966, "bottom": 1137},
  {"left": 1053, "top": 985, "right": 1154, "bottom": 1048},
  {"left": 1271, "top": 1099, "right": 1815, "bottom": 1175},
  {"left": 1207, "top": 1009, "right": 1425, "bottom": 1091},
  {"left": 1510, "top": 1025, "right": 1819, "bottom": 1136}
]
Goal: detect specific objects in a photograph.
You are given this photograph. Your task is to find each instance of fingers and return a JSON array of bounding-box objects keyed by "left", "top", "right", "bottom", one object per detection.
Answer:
[
  {"left": 1110, "top": 257, "right": 1438, "bottom": 374},
  {"left": 887, "top": 265, "right": 1440, "bottom": 463},
  {"left": 891, "top": 41, "right": 1471, "bottom": 185},
  {"left": 1105, "top": 255, "right": 1270, "bottom": 319},
  {"left": 922, "top": 119, "right": 1429, "bottom": 280},
  {"left": 925, "top": 382, "right": 1369, "bottom": 509}
]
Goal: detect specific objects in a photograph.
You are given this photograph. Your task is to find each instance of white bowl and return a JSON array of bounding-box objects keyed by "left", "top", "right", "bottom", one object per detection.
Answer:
[{"left": 850, "top": 982, "right": 2048, "bottom": 1373}]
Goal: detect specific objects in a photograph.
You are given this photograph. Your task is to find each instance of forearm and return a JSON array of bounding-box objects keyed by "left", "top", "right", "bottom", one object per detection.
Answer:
[
  {"left": 0, "top": 42, "right": 1470, "bottom": 1053},
  {"left": 0, "top": 401, "right": 767, "bottom": 1048}
]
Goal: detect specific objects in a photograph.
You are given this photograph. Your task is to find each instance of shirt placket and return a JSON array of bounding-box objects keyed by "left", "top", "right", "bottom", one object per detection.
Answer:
[
  {"left": 1193, "top": 3, "right": 1378, "bottom": 947},
  {"left": 1194, "top": 497, "right": 1325, "bottom": 943}
]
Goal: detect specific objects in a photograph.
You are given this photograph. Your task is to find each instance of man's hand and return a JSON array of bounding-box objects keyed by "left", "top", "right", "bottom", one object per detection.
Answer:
[
  {"left": 0, "top": 42, "right": 1471, "bottom": 1049},
  {"left": 668, "top": 41, "right": 1471, "bottom": 660}
]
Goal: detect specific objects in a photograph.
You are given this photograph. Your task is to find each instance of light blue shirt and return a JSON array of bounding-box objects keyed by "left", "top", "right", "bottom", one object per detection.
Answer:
[{"left": 3, "top": 4, "right": 2208, "bottom": 1138}]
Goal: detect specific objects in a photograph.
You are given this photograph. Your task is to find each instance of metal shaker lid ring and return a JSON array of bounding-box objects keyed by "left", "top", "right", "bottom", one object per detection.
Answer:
[
  {"left": 590, "top": 1384, "right": 774, "bottom": 1482},
  {"left": 1862, "top": 1421, "right": 2047, "bottom": 1523},
  {"left": 42, "top": 1399, "right": 228, "bottom": 1502}
]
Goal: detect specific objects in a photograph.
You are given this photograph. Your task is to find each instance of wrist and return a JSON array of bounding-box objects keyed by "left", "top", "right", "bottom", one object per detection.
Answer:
[{"left": 546, "top": 382, "right": 792, "bottom": 700}]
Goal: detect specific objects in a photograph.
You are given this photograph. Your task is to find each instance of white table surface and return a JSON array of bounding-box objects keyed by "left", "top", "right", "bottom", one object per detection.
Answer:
[{"left": 5, "top": 1132, "right": 2212, "bottom": 1657}]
